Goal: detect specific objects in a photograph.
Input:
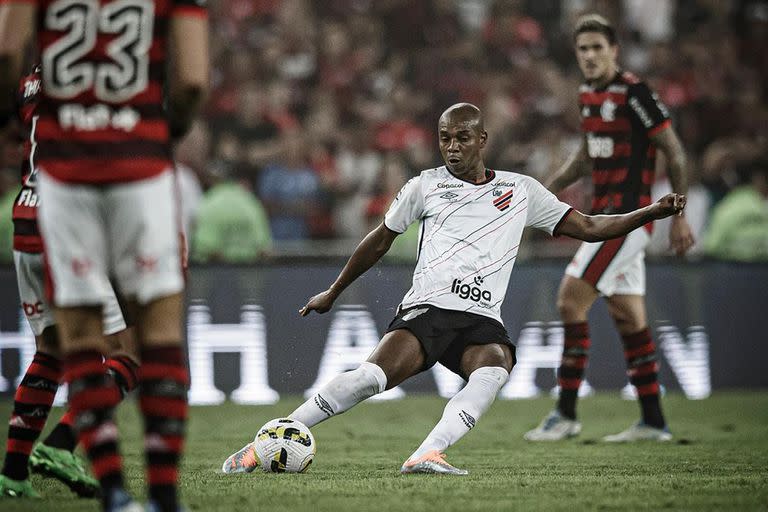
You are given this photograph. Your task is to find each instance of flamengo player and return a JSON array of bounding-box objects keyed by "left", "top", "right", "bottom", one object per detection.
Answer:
[
  {"left": 222, "top": 103, "right": 687, "bottom": 476},
  {"left": 525, "top": 15, "right": 695, "bottom": 443},
  {"left": 0, "top": 65, "right": 140, "bottom": 499},
  {"left": 0, "top": 1, "right": 208, "bottom": 511}
]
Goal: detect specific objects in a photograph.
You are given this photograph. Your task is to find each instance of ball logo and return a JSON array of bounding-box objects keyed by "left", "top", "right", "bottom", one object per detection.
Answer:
[{"left": 451, "top": 277, "right": 491, "bottom": 303}]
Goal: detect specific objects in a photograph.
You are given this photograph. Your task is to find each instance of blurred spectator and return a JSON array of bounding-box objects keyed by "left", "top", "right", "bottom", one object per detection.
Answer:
[
  {"left": 174, "top": 120, "right": 209, "bottom": 236},
  {"left": 703, "top": 158, "right": 768, "bottom": 262},
  {"left": 192, "top": 165, "right": 273, "bottom": 263},
  {"left": 331, "top": 126, "right": 381, "bottom": 238},
  {"left": 0, "top": 170, "right": 16, "bottom": 263},
  {"left": 258, "top": 131, "right": 325, "bottom": 239},
  {"left": 188, "top": 0, "right": 768, "bottom": 254},
  {"left": 648, "top": 165, "right": 710, "bottom": 257}
]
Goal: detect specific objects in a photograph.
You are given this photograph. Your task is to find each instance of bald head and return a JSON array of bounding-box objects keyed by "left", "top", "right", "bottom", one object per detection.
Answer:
[
  {"left": 439, "top": 103, "right": 485, "bottom": 133},
  {"left": 437, "top": 103, "right": 488, "bottom": 179}
]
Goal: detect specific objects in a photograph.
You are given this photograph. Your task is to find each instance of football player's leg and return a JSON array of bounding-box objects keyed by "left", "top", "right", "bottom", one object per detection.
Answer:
[
  {"left": 604, "top": 294, "right": 669, "bottom": 439},
  {"left": 290, "top": 329, "right": 425, "bottom": 428},
  {"left": 554, "top": 276, "right": 598, "bottom": 420},
  {"left": 402, "top": 343, "right": 512, "bottom": 475},
  {"left": 132, "top": 293, "right": 187, "bottom": 512},
  {"left": 1, "top": 327, "right": 60, "bottom": 498}
]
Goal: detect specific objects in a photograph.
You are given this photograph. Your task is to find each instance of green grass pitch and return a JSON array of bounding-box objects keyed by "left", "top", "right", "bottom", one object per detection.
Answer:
[{"left": 1, "top": 392, "right": 767, "bottom": 511}]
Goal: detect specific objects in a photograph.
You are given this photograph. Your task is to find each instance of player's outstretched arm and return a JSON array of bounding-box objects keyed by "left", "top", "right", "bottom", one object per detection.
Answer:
[
  {"left": 545, "top": 138, "right": 591, "bottom": 194},
  {"left": 556, "top": 193, "right": 686, "bottom": 242},
  {"left": 300, "top": 223, "right": 399, "bottom": 316}
]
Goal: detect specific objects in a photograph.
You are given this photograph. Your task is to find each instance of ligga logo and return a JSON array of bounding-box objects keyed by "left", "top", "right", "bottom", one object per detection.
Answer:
[{"left": 451, "top": 276, "right": 492, "bottom": 303}]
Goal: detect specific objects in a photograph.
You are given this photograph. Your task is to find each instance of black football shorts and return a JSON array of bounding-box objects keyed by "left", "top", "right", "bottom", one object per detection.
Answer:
[{"left": 386, "top": 304, "right": 516, "bottom": 379}]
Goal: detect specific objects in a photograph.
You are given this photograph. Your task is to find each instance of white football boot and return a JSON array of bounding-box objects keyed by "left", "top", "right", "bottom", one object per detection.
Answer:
[
  {"left": 524, "top": 410, "right": 582, "bottom": 441},
  {"left": 400, "top": 450, "right": 468, "bottom": 476},
  {"left": 602, "top": 422, "right": 672, "bottom": 442}
]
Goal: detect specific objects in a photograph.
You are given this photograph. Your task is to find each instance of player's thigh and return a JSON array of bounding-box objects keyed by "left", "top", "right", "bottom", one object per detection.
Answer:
[
  {"left": 37, "top": 173, "right": 113, "bottom": 308},
  {"left": 106, "top": 171, "right": 183, "bottom": 306},
  {"left": 605, "top": 294, "right": 648, "bottom": 335},
  {"left": 460, "top": 342, "right": 515, "bottom": 377},
  {"left": 14, "top": 250, "right": 57, "bottom": 341},
  {"left": 366, "top": 329, "right": 426, "bottom": 389},
  {"left": 132, "top": 293, "right": 185, "bottom": 347},
  {"left": 54, "top": 305, "right": 108, "bottom": 353}
]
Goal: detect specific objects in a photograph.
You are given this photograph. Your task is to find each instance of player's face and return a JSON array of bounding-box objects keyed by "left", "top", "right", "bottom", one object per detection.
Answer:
[
  {"left": 575, "top": 32, "right": 618, "bottom": 83},
  {"left": 438, "top": 122, "right": 487, "bottom": 175}
]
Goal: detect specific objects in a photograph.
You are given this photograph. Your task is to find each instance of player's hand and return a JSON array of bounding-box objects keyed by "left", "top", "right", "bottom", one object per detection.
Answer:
[
  {"left": 669, "top": 215, "right": 695, "bottom": 256},
  {"left": 653, "top": 193, "right": 687, "bottom": 220},
  {"left": 299, "top": 290, "right": 337, "bottom": 316}
]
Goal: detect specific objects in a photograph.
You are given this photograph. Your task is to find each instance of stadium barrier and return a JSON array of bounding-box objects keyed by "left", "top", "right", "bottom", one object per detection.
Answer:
[{"left": 1, "top": 262, "right": 766, "bottom": 404}]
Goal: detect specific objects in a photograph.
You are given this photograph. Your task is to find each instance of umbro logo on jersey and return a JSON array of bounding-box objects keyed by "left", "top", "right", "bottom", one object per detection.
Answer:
[
  {"left": 440, "top": 191, "right": 459, "bottom": 200},
  {"left": 492, "top": 189, "right": 514, "bottom": 211}
]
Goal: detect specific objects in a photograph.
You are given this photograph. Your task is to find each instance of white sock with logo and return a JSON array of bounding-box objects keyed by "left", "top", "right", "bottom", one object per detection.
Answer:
[
  {"left": 289, "top": 362, "right": 387, "bottom": 428},
  {"left": 408, "top": 366, "right": 509, "bottom": 461}
]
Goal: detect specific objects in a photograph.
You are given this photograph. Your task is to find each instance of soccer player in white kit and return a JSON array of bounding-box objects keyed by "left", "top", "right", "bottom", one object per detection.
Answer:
[{"left": 222, "top": 103, "right": 687, "bottom": 476}]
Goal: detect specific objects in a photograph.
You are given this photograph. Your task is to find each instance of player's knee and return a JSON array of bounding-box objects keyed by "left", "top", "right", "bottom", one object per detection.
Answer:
[
  {"left": 557, "top": 295, "right": 586, "bottom": 322},
  {"left": 335, "top": 362, "right": 387, "bottom": 402},
  {"left": 36, "top": 327, "right": 61, "bottom": 359}
]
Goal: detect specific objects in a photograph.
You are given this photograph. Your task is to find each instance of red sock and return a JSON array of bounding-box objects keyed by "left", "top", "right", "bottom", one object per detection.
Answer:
[
  {"left": 557, "top": 322, "right": 590, "bottom": 419},
  {"left": 139, "top": 346, "right": 189, "bottom": 511},
  {"left": 2, "top": 352, "right": 61, "bottom": 481},
  {"left": 106, "top": 355, "right": 139, "bottom": 397},
  {"left": 623, "top": 328, "right": 665, "bottom": 428},
  {"left": 65, "top": 350, "right": 124, "bottom": 493}
]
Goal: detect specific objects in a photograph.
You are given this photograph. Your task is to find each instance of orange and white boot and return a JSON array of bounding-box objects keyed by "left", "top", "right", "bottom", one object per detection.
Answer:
[{"left": 400, "top": 450, "right": 468, "bottom": 476}]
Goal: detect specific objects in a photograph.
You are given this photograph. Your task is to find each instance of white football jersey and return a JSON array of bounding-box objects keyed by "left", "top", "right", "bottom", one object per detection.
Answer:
[{"left": 385, "top": 166, "right": 572, "bottom": 324}]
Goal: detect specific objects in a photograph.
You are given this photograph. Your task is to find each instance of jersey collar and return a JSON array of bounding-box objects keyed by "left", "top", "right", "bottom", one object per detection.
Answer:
[{"left": 447, "top": 168, "right": 495, "bottom": 186}]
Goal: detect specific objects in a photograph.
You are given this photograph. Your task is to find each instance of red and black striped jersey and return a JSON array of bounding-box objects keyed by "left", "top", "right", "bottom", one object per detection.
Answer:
[
  {"left": 12, "top": 65, "right": 43, "bottom": 253},
  {"left": 17, "top": 0, "right": 207, "bottom": 184},
  {"left": 579, "top": 70, "right": 671, "bottom": 224}
]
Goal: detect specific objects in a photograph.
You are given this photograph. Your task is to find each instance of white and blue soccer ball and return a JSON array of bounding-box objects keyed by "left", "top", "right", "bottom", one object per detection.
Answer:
[{"left": 253, "top": 418, "right": 316, "bottom": 473}]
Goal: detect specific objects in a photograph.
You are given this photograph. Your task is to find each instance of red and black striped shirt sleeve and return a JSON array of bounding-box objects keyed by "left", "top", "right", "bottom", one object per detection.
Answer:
[{"left": 627, "top": 82, "right": 671, "bottom": 137}]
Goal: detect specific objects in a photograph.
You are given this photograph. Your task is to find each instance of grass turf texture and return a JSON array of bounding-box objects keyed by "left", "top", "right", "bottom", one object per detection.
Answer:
[{"left": 0, "top": 392, "right": 766, "bottom": 511}]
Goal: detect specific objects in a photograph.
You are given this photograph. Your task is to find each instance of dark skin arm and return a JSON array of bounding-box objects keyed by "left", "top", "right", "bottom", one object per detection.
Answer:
[
  {"left": 651, "top": 125, "right": 695, "bottom": 255},
  {"left": 557, "top": 193, "right": 686, "bottom": 242},
  {"left": 545, "top": 138, "right": 592, "bottom": 193},
  {"left": 300, "top": 223, "right": 399, "bottom": 315}
]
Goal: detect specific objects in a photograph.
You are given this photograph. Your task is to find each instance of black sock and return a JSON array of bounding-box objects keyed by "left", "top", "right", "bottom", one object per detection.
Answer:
[{"left": 42, "top": 422, "right": 78, "bottom": 452}]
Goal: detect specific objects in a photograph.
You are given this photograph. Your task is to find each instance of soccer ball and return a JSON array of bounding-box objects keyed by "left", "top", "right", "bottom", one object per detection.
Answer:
[{"left": 252, "top": 418, "right": 316, "bottom": 473}]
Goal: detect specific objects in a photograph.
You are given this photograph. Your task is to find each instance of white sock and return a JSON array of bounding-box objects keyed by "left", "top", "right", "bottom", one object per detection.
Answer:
[
  {"left": 408, "top": 366, "right": 509, "bottom": 460},
  {"left": 289, "top": 362, "right": 387, "bottom": 428}
]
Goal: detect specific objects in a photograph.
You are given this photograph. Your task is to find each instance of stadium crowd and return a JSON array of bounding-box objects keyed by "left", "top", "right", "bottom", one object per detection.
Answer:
[{"left": 1, "top": 0, "right": 766, "bottom": 262}]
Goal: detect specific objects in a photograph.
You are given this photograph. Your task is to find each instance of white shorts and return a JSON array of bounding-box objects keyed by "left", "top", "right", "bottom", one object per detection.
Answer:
[
  {"left": 14, "top": 250, "right": 126, "bottom": 336},
  {"left": 565, "top": 227, "right": 650, "bottom": 296},
  {"left": 37, "top": 170, "right": 183, "bottom": 307}
]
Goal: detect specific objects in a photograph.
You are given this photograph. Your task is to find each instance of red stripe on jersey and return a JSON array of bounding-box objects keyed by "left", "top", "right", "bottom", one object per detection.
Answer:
[
  {"left": 39, "top": 159, "right": 169, "bottom": 184},
  {"left": 648, "top": 119, "right": 671, "bottom": 137},
  {"left": 37, "top": 118, "right": 169, "bottom": 142},
  {"left": 579, "top": 92, "right": 627, "bottom": 106},
  {"left": 642, "top": 169, "right": 655, "bottom": 185},
  {"left": 37, "top": 31, "right": 167, "bottom": 61},
  {"left": 582, "top": 117, "right": 630, "bottom": 133},
  {"left": 493, "top": 190, "right": 514, "bottom": 205},
  {"left": 38, "top": 81, "right": 164, "bottom": 106},
  {"left": 172, "top": 5, "right": 209, "bottom": 17},
  {"left": 593, "top": 168, "right": 629, "bottom": 185},
  {"left": 582, "top": 236, "right": 626, "bottom": 286},
  {"left": 612, "top": 143, "right": 631, "bottom": 157},
  {"left": 13, "top": 235, "right": 43, "bottom": 253}
]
